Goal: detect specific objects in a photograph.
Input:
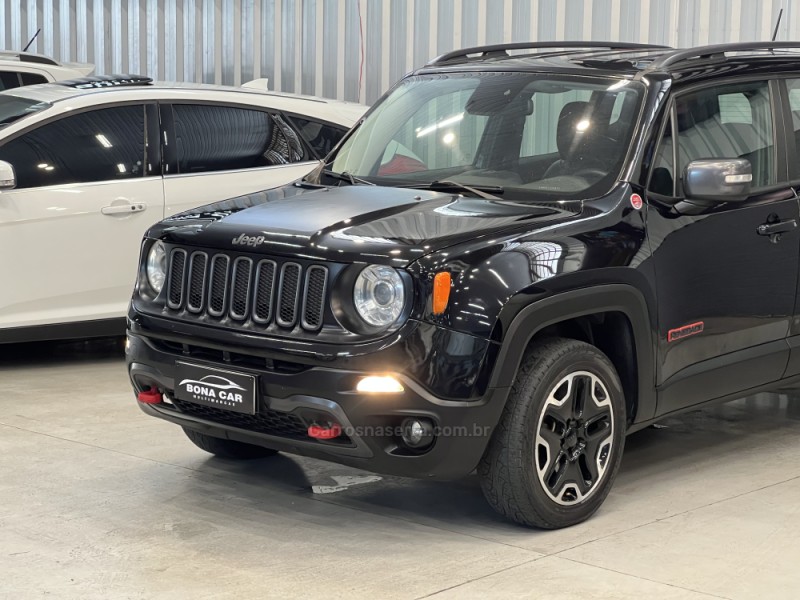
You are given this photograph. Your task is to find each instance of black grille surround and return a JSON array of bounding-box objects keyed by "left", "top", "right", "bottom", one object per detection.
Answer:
[{"left": 160, "top": 245, "right": 340, "bottom": 336}]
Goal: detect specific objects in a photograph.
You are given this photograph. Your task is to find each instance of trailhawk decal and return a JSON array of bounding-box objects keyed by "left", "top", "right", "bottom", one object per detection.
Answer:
[{"left": 667, "top": 321, "right": 705, "bottom": 343}]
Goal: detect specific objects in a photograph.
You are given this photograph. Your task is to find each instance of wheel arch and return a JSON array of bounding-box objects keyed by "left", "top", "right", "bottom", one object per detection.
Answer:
[{"left": 488, "top": 284, "right": 656, "bottom": 424}]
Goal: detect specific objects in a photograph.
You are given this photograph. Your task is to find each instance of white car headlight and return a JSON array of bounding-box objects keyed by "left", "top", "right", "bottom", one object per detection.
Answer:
[
  {"left": 353, "top": 265, "right": 405, "bottom": 327},
  {"left": 146, "top": 241, "right": 167, "bottom": 294}
]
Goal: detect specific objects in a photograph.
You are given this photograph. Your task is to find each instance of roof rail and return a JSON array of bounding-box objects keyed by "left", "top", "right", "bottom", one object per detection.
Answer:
[
  {"left": 427, "top": 41, "right": 672, "bottom": 66},
  {"left": 649, "top": 41, "right": 800, "bottom": 70},
  {"left": 0, "top": 51, "right": 59, "bottom": 66},
  {"left": 56, "top": 74, "right": 153, "bottom": 89}
]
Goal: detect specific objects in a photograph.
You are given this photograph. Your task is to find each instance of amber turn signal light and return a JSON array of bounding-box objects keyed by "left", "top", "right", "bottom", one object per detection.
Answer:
[{"left": 432, "top": 272, "right": 451, "bottom": 315}]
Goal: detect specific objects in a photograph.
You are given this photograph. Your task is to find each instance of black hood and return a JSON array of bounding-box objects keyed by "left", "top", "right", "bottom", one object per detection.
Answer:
[{"left": 153, "top": 184, "right": 580, "bottom": 266}]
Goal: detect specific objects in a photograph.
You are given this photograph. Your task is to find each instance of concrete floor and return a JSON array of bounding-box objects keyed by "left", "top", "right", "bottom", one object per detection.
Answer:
[{"left": 2, "top": 339, "right": 800, "bottom": 599}]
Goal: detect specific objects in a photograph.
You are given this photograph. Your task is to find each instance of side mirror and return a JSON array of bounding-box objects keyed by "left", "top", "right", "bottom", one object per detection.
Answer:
[
  {"left": 0, "top": 160, "right": 16, "bottom": 190},
  {"left": 683, "top": 158, "right": 752, "bottom": 202}
]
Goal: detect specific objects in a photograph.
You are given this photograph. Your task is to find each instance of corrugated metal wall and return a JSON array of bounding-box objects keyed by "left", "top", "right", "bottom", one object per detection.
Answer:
[{"left": 0, "top": 0, "right": 795, "bottom": 105}]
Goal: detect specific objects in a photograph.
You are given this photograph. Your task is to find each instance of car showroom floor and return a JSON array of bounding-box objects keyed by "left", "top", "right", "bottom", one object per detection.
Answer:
[{"left": 2, "top": 339, "right": 799, "bottom": 599}]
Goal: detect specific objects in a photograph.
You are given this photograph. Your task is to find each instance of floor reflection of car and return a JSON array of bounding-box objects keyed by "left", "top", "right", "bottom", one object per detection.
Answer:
[{"left": 0, "top": 75, "right": 367, "bottom": 343}]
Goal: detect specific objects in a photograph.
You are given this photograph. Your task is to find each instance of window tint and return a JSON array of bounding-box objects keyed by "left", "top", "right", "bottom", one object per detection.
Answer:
[
  {"left": 0, "top": 95, "right": 50, "bottom": 128},
  {"left": 676, "top": 81, "right": 775, "bottom": 189},
  {"left": 649, "top": 116, "right": 675, "bottom": 196},
  {"left": 288, "top": 116, "right": 346, "bottom": 158},
  {"left": 783, "top": 80, "right": 800, "bottom": 177},
  {"left": 20, "top": 72, "right": 47, "bottom": 86},
  {"left": 172, "top": 104, "right": 306, "bottom": 174},
  {"left": 0, "top": 105, "right": 146, "bottom": 189},
  {"left": 0, "top": 72, "right": 21, "bottom": 90}
]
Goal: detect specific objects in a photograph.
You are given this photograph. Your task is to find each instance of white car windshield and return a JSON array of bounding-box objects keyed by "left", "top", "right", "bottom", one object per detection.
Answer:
[
  {"left": 0, "top": 95, "right": 51, "bottom": 128},
  {"left": 330, "top": 72, "right": 643, "bottom": 199}
]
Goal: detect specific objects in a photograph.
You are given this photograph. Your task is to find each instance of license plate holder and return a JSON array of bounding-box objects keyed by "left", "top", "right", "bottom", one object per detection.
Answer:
[{"left": 174, "top": 361, "right": 256, "bottom": 415}]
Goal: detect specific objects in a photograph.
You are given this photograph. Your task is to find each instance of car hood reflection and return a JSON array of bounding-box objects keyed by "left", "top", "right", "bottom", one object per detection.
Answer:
[{"left": 155, "top": 184, "right": 580, "bottom": 265}]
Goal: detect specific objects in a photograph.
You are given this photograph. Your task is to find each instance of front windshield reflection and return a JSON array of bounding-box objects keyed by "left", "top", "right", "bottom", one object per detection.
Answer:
[{"left": 330, "top": 73, "right": 643, "bottom": 200}]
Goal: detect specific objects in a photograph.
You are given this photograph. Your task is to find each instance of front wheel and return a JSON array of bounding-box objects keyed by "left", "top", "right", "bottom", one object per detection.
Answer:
[{"left": 479, "top": 337, "right": 626, "bottom": 529}]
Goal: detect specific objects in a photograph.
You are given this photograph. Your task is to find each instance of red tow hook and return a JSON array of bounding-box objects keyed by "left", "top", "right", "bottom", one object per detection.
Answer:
[
  {"left": 137, "top": 387, "right": 163, "bottom": 404},
  {"left": 308, "top": 423, "right": 342, "bottom": 440}
]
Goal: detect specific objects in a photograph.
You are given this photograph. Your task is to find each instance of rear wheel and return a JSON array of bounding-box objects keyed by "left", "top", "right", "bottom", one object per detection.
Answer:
[
  {"left": 479, "top": 337, "right": 626, "bottom": 529},
  {"left": 182, "top": 427, "right": 278, "bottom": 460}
]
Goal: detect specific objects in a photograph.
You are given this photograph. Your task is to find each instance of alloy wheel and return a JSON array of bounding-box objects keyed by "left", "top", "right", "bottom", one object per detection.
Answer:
[{"left": 534, "top": 370, "right": 615, "bottom": 505}]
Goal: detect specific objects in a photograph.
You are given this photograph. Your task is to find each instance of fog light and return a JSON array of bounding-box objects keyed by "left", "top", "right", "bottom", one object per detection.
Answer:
[
  {"left": 401, "top": 418, "right": 435, "bottom": 449},
  {"left": 356, "top": 375, "right": 404, "bottom": 393}
]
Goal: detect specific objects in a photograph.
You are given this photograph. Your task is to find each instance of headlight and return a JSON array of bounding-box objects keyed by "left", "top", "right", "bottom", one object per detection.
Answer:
[
  {"left": 146, "top": 241, "right": 167, "bottom": 294},
  {"left": 353, "top": 265, "right": 405, "bottom": 327}
]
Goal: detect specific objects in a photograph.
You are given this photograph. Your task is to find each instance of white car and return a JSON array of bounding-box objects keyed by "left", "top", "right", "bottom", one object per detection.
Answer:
[
  {"left": 0, "top": 75, "right": 367, "bottom": 342},
  {"left": 0, "top": 51, "right": 94, "bottom": 89}
]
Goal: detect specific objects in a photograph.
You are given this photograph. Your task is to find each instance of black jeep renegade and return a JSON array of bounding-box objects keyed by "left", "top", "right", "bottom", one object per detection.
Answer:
[{"left": 127, "top": 41, "right": 800, "bottom": 529}]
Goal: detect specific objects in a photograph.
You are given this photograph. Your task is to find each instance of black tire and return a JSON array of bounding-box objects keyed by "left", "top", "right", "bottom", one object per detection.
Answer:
[
  {"left": 479, "top": 337, "right": 626, "bottom": 529},
  {"left": 182, "top": 427, "right": 278, "bottom": 460}
]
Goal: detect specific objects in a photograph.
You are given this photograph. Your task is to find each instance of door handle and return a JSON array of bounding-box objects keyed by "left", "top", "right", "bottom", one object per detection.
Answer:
[
  {"left": 101, "top": 202, "right": 146, "bottom": 215},
  {"left": 757, "top": 218, "right": 797, "bottom": 243}
]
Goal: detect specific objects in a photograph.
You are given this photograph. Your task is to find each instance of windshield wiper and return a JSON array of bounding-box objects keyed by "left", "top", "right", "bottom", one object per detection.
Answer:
[
  {"left": 321, "top": 169, "right": 375, "bottom": 186},
  {"left": 403, "top": 180, "right": 503, "bottom": 200}
]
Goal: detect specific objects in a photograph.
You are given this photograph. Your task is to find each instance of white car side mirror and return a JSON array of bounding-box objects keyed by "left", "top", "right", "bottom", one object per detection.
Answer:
[{"left": 0, "top": 160, "right": 16, "bottom": 190}]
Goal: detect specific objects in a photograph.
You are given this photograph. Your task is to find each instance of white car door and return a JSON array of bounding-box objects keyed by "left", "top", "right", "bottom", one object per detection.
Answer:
[
  {"left": 0, "top": 103, "right": 165, "bottom": 331},
  {"left": 161, "top": 103, "right": 321, "bottom": 216}
]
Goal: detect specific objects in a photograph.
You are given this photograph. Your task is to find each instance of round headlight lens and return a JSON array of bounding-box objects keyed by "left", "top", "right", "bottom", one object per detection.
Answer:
[
  {"left": 353, "top": 265, "right": 405, "bottom": 327},
  {"left": 146, "top": 241, "right": 167, "bottom": 294}
]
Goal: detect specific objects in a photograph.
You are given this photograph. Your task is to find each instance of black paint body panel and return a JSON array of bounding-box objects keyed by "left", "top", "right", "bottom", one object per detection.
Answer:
[{"left": 126, "top": 52, "right": 800, "bottom": 478}]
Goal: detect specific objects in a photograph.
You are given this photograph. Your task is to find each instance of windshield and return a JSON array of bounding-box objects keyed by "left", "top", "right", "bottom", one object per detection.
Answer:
[
  {"left": 330, "top": 72, "right": 643, "bottom": 199},
  {"left": 0, "top": 95, "right": 51, "bottom": 128}
]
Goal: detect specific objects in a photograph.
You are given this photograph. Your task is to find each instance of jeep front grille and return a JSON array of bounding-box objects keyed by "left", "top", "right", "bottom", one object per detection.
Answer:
[{"left": 165, "top": 248, "right": 329, "bottom": 332}]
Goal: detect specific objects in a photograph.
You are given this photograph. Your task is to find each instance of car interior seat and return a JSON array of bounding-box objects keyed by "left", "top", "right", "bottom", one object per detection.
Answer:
[{"left": 542, "top": 101, "right": 609, "bottom": 179}]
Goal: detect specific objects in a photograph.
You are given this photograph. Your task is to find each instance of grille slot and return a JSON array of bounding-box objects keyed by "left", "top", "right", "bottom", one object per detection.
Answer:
[
  {"left": 164, "top": 247, "right": 331, "bottom": 334},
  {"left": 301, "top": 265, "right": 328, "bottom": 330},
  {"left": 207, "top": 255, "right": 230, "bottom": 317},
  {"left": 276, "top": 263, "right": 302, "bottom": 328},
  {"left": 186, "top": 252, "right": 208, "bottom": 313},
  {"left": 171, "top": 399, "right": 309, "bottom": 438},
  {"left": 167, "top": 249, "right": 187, "bottom": 309},
  {"left": 252, "top": 260, "right": 277, "bottom": 323},
  {"left": 229, "top": 257, "right": 253, "bottom": 320}
]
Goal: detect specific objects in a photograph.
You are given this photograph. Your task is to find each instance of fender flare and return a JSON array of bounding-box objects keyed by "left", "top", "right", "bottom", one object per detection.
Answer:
[{"left": 488, "top": 284, "right": 657, "bottom": 424}]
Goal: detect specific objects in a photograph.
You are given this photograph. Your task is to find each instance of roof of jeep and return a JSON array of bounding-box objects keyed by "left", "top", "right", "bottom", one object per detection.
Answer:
[{"left": 417, "top": 41, "right": 800, "bottom": 80}]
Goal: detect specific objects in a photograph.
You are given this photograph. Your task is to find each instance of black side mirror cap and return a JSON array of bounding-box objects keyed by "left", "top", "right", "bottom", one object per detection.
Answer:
[{"left": 683, "top": 158, "right": 752, "bottom": 203}]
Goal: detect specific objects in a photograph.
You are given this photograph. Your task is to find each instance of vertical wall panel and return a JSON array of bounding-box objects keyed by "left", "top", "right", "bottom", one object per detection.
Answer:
[{"left": 1, "top": 0, "right": 796, "bottom": 105}]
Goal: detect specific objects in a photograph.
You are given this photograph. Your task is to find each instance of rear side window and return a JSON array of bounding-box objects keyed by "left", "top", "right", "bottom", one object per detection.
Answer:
[
  {"left": 0, "top": 105, "right": 146, "bottom": 189},
  {"left": 0, "top": 71, "right": 47, "bottom": 90},
  {"left": 288, "top": 116, "right": 347, "bottom": 158},
  {"left": 0, "top": 72, "right": 21, "bottom": 90},
  {"left": 20, "top": 72, "right": 47, "bottom": 86},
  {"left": 172, "top": 104, "right": 306, "bottom": 174}
]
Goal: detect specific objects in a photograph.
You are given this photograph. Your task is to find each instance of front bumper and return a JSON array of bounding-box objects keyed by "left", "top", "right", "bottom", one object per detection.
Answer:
[{"left": 126, "top": 321, "right": 508, "bottom": 479}]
